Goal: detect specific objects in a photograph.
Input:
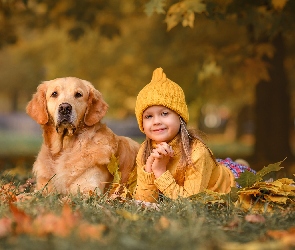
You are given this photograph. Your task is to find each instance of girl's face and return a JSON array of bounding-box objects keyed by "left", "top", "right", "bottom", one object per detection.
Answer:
[{"left": 142, "top": 105, "right": 180, "bottom": 143}]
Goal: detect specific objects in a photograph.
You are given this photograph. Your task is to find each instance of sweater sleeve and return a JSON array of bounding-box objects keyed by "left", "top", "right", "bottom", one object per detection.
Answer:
[
  {"left": 154, "top": 143, "right": 216, "bottom": 199},
  {"left": 133, "top": 162, "right": 159, "bottom": 203}
]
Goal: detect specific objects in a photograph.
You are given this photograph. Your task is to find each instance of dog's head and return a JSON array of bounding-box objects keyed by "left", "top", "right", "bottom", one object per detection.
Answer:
[{"left": 26, "top": 77, "right": 108, "bottom": 135}]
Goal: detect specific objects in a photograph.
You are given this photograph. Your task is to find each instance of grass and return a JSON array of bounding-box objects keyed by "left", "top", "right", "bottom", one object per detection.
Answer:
[
  {"left": 0, "top": 174, "right": 294, "bottom": 250},
  {"left": 0, "top": 133, "right": 293, "bottom": 249},
  {"left": 0, "top": 131, "right": 42, "bottom": 157}
]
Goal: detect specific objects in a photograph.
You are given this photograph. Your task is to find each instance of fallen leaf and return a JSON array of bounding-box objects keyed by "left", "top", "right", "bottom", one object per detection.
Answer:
[
  {"left": 16, "top": 193, "right": 34, "bottom": 202},
  {"left": 267, "top": 227, "right": 295, "bottom": 246},
  {"left": 78, "top": 223, "right": 107, "bottom": 241},
  {"left": 107, "top": 155, "right": 121, "bottom": 184},
  {"left": 10, "top": 203, "right": 33, "bottom": 234},
  {"left": 223, "top": 216, "right": 241, "bottom": 231},
  {"left": 156, "top": 216, "right": 171, "bottom": 231},
  {"left": 245, "top": 214, "right": 266, "bottom": 223},
  {"left": 116, "top": 209, "right": 139, "bottom": 221},
  {"left": 0, "top": 217, "right": 12, "bottom": 237}
]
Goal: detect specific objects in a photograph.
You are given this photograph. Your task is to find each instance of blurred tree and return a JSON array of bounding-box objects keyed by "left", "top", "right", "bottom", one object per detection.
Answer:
[
  {"left": 151, "top": 0, "right": 295, "bottom": 165},
  {"left": 0, "top": 0, "right": 295, "bottom": 167}
]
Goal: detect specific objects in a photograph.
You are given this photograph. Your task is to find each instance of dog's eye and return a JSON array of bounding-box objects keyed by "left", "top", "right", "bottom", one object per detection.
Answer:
[
  {"left": 51, "top": 91, "right": 58, "bottom": 98},
  {"left": 75, "top": 92, "right": 83, "bottom": 98}
]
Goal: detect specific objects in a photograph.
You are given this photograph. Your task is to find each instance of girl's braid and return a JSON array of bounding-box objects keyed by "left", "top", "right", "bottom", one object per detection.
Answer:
[{"left": 180, "top": 117, "right": 192, "bottom": 166}]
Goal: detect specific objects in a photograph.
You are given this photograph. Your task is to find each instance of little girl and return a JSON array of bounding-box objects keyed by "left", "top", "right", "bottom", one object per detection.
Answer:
[{"left": 133, "top": 68, "right": 255, "bottom": 203}]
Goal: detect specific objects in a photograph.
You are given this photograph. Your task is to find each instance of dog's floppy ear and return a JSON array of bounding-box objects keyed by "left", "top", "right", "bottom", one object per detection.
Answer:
[
  {"left": 84, "top": 86, "right": 108, "bottom": 126},
  {"left": 26, "top": 82, "right": 48, "bottom": 125}
]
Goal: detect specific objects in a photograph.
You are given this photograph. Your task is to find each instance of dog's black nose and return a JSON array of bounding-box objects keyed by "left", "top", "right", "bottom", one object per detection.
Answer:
[{"left": 58, "top": 103, "right": 72, "bottom": 115}]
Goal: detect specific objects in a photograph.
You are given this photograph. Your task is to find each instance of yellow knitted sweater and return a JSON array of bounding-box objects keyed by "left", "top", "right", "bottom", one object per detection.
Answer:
[{"left": 133, "top": 135, "right": 235, "bottom": 202}]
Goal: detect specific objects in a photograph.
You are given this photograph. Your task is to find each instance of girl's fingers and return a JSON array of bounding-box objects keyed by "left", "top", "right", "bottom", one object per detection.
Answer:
[
  {"left": 151, "top": 151, "right": 162, "bottom": 159},
  {"left": 156, "top": 143, "right": 174, "bottom": 157}
]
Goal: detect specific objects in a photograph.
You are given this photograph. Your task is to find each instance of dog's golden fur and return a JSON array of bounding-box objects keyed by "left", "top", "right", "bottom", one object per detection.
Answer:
[{"left": 26, "top": 77, "right": 139, "bottom": 195}]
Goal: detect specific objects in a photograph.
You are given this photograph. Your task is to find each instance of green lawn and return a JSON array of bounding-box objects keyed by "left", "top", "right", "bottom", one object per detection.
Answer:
[{"left": 0, "top": 178, "right": 293, "bottom": 250}]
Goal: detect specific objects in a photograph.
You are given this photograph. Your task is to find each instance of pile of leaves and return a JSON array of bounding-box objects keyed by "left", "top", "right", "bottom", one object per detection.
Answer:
[{"left": 0, "top": 161, "right": 295, "bottom": 249}]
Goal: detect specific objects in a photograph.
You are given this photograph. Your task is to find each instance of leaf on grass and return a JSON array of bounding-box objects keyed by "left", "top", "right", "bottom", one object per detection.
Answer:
[
  {"left": 0, "top": 217, "right": 12, "bottom": 237},
  {"left": 78, "top": 223, "right": 107, "bottom": 241},
  {"left": 264, "top": 195, "right": 289, "bottom": 204},
  {"left": 223, "top": 215, "right": 241, "bottom": 231},
  {"left": 116, "top": 209, "right": 139, "bottom": 221},
  {"left": 126, "top": 167, "right": 137, "bottom": 195},
  {"left": 267, "top": 227, "right": 295, "bottom": 246},
  {"left": 245, "top": 214, "right": 266, "bottom": 223},
  {"left": 256, "top": 160, "right": 284, "bottom": 179},
  {"left": 34, "top": 204, "right": 80, "bottom": 237},
  {"left": 144, "top": 0, "right": 166, "bottom": 17},
  {"left": 236, "top": 170, "right": 260, "bottom": 188},
  {"left": 156, "top": 216, "right": 171, "bottom": 231},
  {"left": 107, "top": 155, "right": 121, "bottom": 184},
  {"left": 10, "top": 203, "right": 33, "bottom": 234},
  {"left": 9, "top": 203, "right": 106, "bottom": 241},
  {"left": 108, "top": 183, "right": 130, "bottom": 201},
  {"left": 236, "top": 160, "right": 284, "bottom": 188},
  {"left": 0, "top": 183, "right": 17, "bottom": 203},
  {"left": 189, "top": 189, "right": 226, "bottom": 204},
  {"left": 236, "top": 176, "right": 295, "bottom": 212}
]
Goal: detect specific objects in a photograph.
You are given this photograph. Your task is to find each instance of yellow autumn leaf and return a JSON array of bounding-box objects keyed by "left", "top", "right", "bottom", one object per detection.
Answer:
[
  {"left": 126, "top": 167, "right": 137, "bottom": 195},
  {"left": 264, "top": 195, "right": 289, "bottom": 204},
  {"left": 189, "top": 189, "right": 226, "bottom": 204},
  {"left": 271, "top": 0, "right": 288, "bottom": 10},
  {"left": 107, "top": 154, "right": 121, "bottom": 184},
  {"left": 165, "top": 0, "right": 206, "bottom": 31},
  {"left": 144, "top": 0, "right": 166, "bottom": 17},
  {"left": 116, "top": 209, "right": 139, "bottom": 221},
  {"left": 182, "top": 10, "right": 195, "bottom": 28}
]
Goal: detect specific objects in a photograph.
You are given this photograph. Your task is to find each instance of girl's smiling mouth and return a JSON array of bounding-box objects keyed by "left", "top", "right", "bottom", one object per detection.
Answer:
[{"left": 153, "top": 128, "right": 166, "bottom": 133}]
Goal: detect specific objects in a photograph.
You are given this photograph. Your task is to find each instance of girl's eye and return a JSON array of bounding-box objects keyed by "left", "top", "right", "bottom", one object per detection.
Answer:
[
  {"left": 162, "top": 111, "right": 168, "bottom": 116},
  {"left": 144, "top": 115, "right": 152, "bottom": 119},
  {"left": 51, "top": 91, "right": 58, "bottom": 98}
]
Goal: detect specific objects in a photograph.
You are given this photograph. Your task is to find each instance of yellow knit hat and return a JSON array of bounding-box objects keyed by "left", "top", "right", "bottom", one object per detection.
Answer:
[{"left": 135, "top": 67, "right": 189, "bottom": 132}]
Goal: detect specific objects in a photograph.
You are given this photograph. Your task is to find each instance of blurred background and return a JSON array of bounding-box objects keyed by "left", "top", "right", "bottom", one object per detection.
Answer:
[{"left": 0, "top": 0, "right": 295, "bottom": 176}]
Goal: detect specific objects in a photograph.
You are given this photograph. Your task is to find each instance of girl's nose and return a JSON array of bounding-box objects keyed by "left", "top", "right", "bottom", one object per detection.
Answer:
[{"left": 153, "top": 115, "right": 161, "bottom": 125}]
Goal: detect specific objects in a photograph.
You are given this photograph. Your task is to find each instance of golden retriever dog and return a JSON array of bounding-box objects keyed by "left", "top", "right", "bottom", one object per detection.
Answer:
[{"left": 26, "top": 77, "right": 139, "bottom": 195}]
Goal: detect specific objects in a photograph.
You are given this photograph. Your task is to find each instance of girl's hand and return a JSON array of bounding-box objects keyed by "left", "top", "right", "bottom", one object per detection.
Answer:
[
  {"left": 151, "top": 143, "right": 174, "bottom": 178},
  {"left": 145, "top": 155, "right": 154, "bottom": 173}
]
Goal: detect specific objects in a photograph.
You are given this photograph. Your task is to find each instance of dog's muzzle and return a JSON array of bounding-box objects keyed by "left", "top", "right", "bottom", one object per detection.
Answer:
[
  {"left": 58, "top": 103, "right": 72, "bottom": 121},
  {"left": 56, "top": 103, "right": 76, "bottom": 136}
]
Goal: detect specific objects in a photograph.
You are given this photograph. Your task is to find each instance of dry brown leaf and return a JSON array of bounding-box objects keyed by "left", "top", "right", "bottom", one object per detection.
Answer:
[
  {"left": 245, "top": 214, "right": 266, "bottom": 223},
  {"left": 223, "top": 216, "right": 241, "bottom": 231},
  {"left": 0, "top": 217, "right": 12, "bottom": 237},
  {"left": 267, "top": 227, "right": 295, "bottom": 246},
  {"left": 10, "top": 203, "right": 33, "bottom": 234},
  {"left": 0, "top": 183, "right": 17, "bottom": 203},
  {"left": 78, "top": 223, "right": 107, "bottom": 241},
  {"left": 156, "top": 216, "right": 171, "bottom": 231},
  {"left": 16, "top": 193, "right": 34, "bottom": 202}
]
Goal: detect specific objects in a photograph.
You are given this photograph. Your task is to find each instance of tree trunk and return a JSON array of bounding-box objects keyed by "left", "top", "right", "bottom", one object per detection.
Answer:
[{"left": 254, "top": 32, "right": 293, "bottom": 166}]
